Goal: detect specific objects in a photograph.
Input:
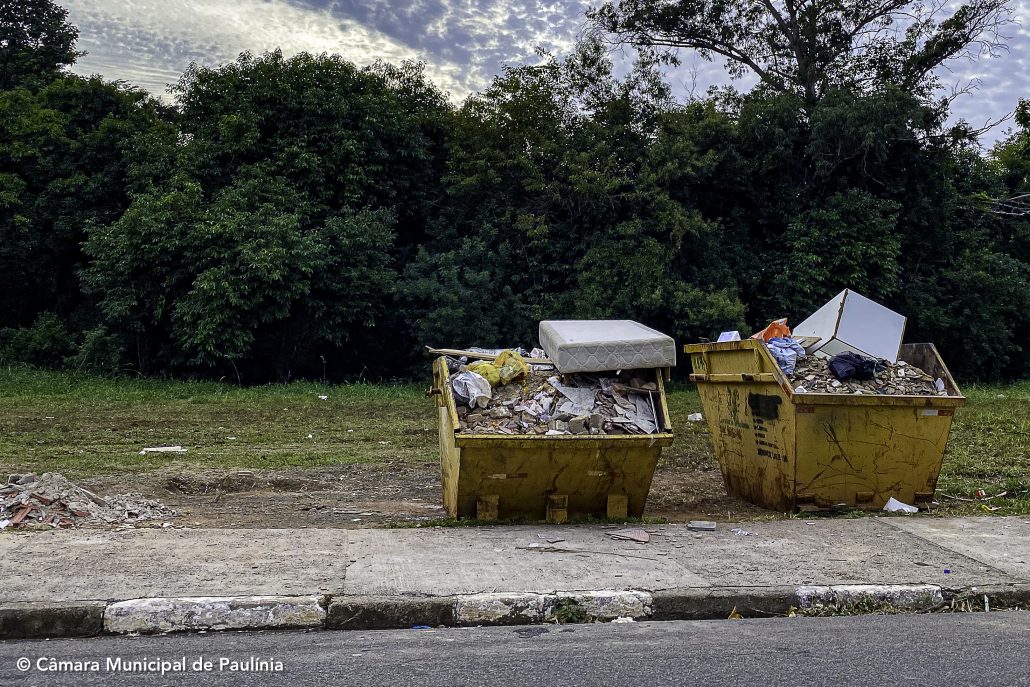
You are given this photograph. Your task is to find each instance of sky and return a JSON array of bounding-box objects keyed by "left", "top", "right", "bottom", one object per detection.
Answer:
[{"left": 64, "top": 0, "right": 1030, "bottom": 145}]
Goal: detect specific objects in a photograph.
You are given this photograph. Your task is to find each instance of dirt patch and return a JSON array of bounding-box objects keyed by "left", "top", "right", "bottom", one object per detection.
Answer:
[
  {"left": 69, "top": 459, "right": 769, "bottom": 529},
  {"left": 80, "top": 462, "right": 445, "bottom": 528},
  {"left": 647, "top": 464, "right": 773, "bottom": 521}
]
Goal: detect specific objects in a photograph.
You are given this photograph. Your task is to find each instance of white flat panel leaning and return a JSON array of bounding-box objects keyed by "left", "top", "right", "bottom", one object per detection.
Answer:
[
  {"left": 538, "top": 320, "right": 676, "bottom": 373},
  {"left": 792, "top": 289, "right": 906, "bottom": 362}
]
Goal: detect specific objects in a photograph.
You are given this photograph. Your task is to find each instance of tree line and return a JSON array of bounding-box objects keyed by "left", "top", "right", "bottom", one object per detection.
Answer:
[{"left": 1, "top": 0, "right": 1028, "bottom": 382}]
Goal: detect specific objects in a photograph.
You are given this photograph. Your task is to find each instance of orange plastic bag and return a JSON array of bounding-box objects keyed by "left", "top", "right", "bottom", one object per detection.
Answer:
[{"left": 751, "top": 318, "right": 791, "bottom": 342}]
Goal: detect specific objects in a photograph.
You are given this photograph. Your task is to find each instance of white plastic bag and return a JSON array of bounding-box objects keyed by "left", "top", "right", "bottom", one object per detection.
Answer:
[{"left": 451, "top": 371, "right": 492, "bottom": 409}]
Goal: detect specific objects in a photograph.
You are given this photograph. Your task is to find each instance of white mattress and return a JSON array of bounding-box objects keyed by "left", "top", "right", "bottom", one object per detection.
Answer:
[{"left": 538, "top": 320, "right": 676, "bottom": 373}]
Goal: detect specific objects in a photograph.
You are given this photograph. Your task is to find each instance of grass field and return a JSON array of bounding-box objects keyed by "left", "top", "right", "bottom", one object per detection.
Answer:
[{"left": 0, "top": 367, "right": 1027, "bottom": 516}]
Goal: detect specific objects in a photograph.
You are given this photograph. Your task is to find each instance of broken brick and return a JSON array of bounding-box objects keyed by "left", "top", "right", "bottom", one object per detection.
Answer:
[{"left": 11, "top": 505, "right": 35, "bottom": 525}]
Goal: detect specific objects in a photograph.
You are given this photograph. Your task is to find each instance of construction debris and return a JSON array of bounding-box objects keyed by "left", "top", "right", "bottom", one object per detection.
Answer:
[
  {"left": 790, "top": 356, "right": 947, "bottom": 396},
  {"left": 453, "top": 365, "right": 664, "bottom": 436},
  {"left": 606, "top": 528, "right": 650, "bottom": 543},
  {"left": 0, "top": 473, "right": 176, "bottom": 529}
]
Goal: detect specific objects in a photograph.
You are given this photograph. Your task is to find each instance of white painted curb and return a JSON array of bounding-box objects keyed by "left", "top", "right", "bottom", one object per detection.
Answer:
[
  {"left": 796, "top": 584, "right": 943, "bottom": 609},
  {"left": 104, "top": 596, "right": 326, "bottom": 634},
  {"left": 454, "top": 590, "right": 653, "bottom": 625}
]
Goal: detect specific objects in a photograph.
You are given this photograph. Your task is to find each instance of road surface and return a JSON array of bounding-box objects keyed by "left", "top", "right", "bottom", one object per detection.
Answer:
[{"left": 2, "top": 613, "right": 1028, "bottom": 686}]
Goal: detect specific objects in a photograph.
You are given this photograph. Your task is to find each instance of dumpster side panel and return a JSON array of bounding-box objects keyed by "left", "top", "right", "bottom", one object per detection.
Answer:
[
  {"left": 454, "top": 443, "right": 662, "bottom": 520},
  {"left": 439, "top": 405, "right": 460, "bottom": 517},
  {"left": 696, "top": 382, "right": 796, "bottom": 513},
  {"left": 794, "top": 404, "right": 955, "bottom": 509}
]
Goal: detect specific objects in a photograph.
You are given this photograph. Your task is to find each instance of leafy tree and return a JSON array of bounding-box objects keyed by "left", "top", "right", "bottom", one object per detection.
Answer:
[
  {"left": 84, "top": 175, "right": 395, "bottom": 378},
  {"left": 169, "top": 52, "right": 450, "bottom": 257},
  {"left": 775, "top": 189, "right": 901, "bottom": 315},
  {"left": 989, "top": 100, "right": 1030, "bottom": 255},
  {"left": 590, "top": 0, "right": 1011, "bottom": 106},
  {"left": 398, "top": 39, "right": 747, "bottom": 351},
  {"left": 0, "top": 75, "right": 172, "bottom": 330},
  {"left": 0, "top": 0, "right": 80, "bottom": 90},
  {"left": 85, "top": 52, "right": 442, "bottom": 378}
]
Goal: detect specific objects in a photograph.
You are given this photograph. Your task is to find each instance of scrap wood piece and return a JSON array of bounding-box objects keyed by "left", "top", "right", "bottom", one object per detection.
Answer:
[
  {"left": 941, "top": 491, "right": 1008, "bottom": 503},
  {"left": 611, "top": 383, "right": 660, "bottom": 396},
  {"left": 606, "top": 527, "right": 650, "bottom": 543},
  {"left": 425, "top": 347, "right": 551, "bottom": 365}
]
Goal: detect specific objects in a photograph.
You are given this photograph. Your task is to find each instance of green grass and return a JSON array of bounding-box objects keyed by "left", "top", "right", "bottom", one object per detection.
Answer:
[
  {"left": 0, "top": 368, "right": 1027, "bottom": 515},
  {"left": 0, "top": 366, "right": 433, "bottom": 477},
  {"left": 934, "top": 381, "right": 1030, "bottom": 515}
]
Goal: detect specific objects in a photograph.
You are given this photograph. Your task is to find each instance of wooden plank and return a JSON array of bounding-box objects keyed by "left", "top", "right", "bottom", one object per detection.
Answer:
[{"left": 425, "top": 347, "right": 551, "bottom": 365}]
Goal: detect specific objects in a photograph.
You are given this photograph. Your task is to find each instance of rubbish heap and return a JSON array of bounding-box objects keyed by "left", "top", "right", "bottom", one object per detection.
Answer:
[
  {"left": 0, "top": 473, "right": 176, "bottom": 529},
  {"left": 738, "top": 290, "right": 951, "bottom": 397},
  {"left": 447, "top": 359, "right": 663, "bottom": 435},
  {"left": 789, "top": 356, "right": 946, "bottom": 396},
  {"left": 435, "top": 320, "right": 676, "bottom": 436}
]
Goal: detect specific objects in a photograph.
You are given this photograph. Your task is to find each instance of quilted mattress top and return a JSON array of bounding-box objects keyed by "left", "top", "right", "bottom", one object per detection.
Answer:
[{"left": 538, "top": 320, "right": 676, "bottom": 374}]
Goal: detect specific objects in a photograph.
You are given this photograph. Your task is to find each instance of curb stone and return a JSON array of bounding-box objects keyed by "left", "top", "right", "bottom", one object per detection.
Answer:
[
  {"left": 796, "top": 584, "right": 943, "bottom": 610},
  {"left": 326, "top": 596, "right": 455, "bottom": 630},
  {"left": 2, "top": 584, "right": 1028, "bottom": 640},
  {"left": 651, "top": 586, "right": 799, "bottom": 620},
  {"left": 453, "top": 590, "right": 653, "bottom": 626},
  {"left": 103, "top": 596, "right": 327, "bottom": 635},
  {"left": 0, "top": 601, "right": 105, "bottom": 640}
]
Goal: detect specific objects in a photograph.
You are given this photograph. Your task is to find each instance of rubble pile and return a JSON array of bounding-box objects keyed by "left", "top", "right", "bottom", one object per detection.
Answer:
[
  {"left": 790, "top": 357, "right": 947, "bottom": 396},
  {"left": 453, "top": 366, "right": 663, "bottom": 436},
  {"left": 0, "top": 473, "right": 176, "bottom": 529}
]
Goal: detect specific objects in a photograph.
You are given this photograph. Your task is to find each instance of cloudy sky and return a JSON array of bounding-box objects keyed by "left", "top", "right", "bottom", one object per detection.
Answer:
[{"left": 65, "top": 0, "right": 1029, "bottom": 144}]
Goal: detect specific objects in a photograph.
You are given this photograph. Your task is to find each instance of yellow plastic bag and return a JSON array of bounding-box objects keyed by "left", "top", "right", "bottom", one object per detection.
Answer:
[
  {"left": 468, "top": 361, "right": 501, "bottom": 386},
  {"left": 495, "top": 349, "right": 530, "bottom": 385}
]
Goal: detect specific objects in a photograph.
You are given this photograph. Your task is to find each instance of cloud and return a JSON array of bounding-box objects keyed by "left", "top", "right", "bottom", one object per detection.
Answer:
[
  {"left": 64, "top": 0, "right": 476, "bottom": 98},
  {"left": 64, "top": 0, "right": 591, "bottom": 102},
  {"left": 63, "top": 0, "right": 1029, "bottom": 144}
]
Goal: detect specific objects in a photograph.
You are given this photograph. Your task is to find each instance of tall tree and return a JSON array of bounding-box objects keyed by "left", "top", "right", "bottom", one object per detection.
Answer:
[
  {"left": 0, "top": 0, "right": 80, "bottom": 90},
  {"left": 398, "top": 39, "right": 747, "bottom": 351},
  {"left": 0, "top": 75, "right": 172, "bottom": 330},
  {"left": 85, "top": 51, "right": 449, "bottom": 379},
  {"left": 590, "top": 0, "right": 1011, "bottom": 106}
]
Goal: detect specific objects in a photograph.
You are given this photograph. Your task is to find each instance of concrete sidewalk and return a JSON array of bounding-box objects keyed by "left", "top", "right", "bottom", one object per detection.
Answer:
[{"left": 2, "top": 516, "right": 1028, "bottom": 638}]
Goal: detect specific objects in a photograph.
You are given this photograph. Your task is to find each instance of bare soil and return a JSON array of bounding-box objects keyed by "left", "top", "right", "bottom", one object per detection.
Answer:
[{"left": 76, "top": 459, "right": 768, "bottom": 529}]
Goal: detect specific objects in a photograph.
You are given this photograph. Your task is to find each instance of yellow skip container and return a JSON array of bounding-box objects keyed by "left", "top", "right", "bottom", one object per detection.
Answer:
[
  {"left": 684, "top": 340, "right": 964, "bottom": 512},
  {"left": 430, "top": 357, "right": 674, "bottom": 521}
]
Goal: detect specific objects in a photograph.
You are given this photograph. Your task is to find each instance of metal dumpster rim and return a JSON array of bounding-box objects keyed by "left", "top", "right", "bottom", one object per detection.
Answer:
[
  {"left": 684, "top": 340, "right": 965, "bottom": 405},
  {"left": 454, "top": 433, "right": 675, "bottom": 448}
]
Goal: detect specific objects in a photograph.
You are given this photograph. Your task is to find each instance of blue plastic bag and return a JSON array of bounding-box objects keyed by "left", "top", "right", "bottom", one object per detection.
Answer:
[{"left": 766, "top": 337, "right": 807, "bottom": 376}]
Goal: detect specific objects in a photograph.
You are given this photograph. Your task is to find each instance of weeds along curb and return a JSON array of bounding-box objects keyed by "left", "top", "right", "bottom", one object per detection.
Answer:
[{"left": 2, "top": 585, "right": 1028, "bottom": 640}]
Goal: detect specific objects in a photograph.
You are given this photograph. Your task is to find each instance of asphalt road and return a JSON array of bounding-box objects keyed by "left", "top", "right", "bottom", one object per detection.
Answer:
[{"left": 2, "top": 613, "right": 1029, "bottom": 686}]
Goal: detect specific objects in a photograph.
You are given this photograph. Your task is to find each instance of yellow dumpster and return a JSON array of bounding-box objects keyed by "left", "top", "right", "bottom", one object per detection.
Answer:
[
  {"left": 430, "top": 357, "right": 674, "bottom": 521},
  {"left": 684, "top": 340, "right": 964, "bottom": 512}
]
